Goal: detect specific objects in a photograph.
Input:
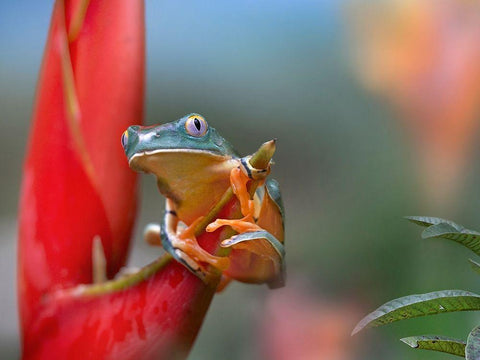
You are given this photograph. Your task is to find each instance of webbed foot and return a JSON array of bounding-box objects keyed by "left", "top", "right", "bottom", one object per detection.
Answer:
[
  {"left": 166, "top": 216, "right": 230, "bottom": 281},
  {"left": 206, "top": 164, "right": 262, "bottom": 234}
]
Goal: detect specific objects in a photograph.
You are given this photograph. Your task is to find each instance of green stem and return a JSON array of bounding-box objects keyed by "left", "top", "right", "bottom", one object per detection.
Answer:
[{"left": 71, "top": 255, "right": 172, "bottom": 297}]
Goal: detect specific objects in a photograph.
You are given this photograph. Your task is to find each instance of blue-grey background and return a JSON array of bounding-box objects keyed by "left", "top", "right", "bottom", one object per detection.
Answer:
[{"left": 2, "top": 1, "right": 480, "bottom": 359}]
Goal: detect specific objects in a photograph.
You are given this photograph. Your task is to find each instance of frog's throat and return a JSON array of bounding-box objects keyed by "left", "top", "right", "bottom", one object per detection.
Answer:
[{"left": 129, "top": 149, "right": 240, "bottom": 224}]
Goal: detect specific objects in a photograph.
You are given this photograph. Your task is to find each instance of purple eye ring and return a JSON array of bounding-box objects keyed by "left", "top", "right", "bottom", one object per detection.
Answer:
[{"left": 185, "top": 115, "right": 208, "bottom": 137}]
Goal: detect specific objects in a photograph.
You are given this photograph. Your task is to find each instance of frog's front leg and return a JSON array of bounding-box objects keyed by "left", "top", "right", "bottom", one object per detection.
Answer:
[
  {"left": 206, "top": 158, "right": 264, "bottom": 233},
  {"left": 160, "top": 199, "right": 230, "bottom": 282}
]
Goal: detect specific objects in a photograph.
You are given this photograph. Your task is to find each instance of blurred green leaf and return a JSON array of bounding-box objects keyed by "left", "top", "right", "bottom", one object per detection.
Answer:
[
  {"left": 400, "top": 335, "right": 465, "bottom": 357},
  {"left": 421, "top": 223, "right": 480, "bottom": 257},
  {"left": 406, "top": 216, "right": 480, "bottom": 256},
  {"left": 466, "top": 326, "right": 480, "bottom": 360},
  {"left": 352, "top": 290, "right": 480, "bottom": 335},
  {"left": 422, "top": 222, "right": 462, "bottom": 237},
  {"left": 405, "top": 216, "right": 464, "bottom": 230}
]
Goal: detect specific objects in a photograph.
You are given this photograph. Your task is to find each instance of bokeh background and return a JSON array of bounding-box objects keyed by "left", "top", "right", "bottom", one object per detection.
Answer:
[{"left": 2, "top": 0, "right": 480, "bottom": 359}]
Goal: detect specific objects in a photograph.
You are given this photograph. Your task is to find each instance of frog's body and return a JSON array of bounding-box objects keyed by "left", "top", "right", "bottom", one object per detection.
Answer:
[{"left": 122, "top": 114, "right": 285, "bottom": 288}]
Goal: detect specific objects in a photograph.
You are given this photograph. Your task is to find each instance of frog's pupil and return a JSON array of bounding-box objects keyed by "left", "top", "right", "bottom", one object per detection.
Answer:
[{"left": 194, "top": 118, "right": 201, "bottom": 131}]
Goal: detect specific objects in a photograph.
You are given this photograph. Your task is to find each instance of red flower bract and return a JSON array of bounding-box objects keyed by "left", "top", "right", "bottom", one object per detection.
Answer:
[
  {"left": 22, "top": 230, "right": 227, "bottom": 359},
  {"left": 18, "top": 2, "right": 262, "bottom": 358},
  {"left": 18, "top": 0, "right": 145, "bottom": 357}
]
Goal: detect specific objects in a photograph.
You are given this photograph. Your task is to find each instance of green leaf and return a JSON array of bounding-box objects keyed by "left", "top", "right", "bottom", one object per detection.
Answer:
[
  {"left": 406, "top": 216, "right": 480, "bottom": 256},
  {"left": 421, "top": 223, "right": 480, "bottom": 257},
  {"left": 405, "top": 216, "right": 464, "bottom": 230},
  {"left": 352, "top": 290, "right": 480, "bottom": 335},
  {"left": 466, "top": 326, "right": 480, "bottom": 360},
  {"left": 469, "top": 259, "right": 480, "bottom": 275},
  {"left": 422, "top": 222, "right": 462, "bottom": 237},
  {"left": 400, "top": 335, "right": 466, "bottom": 357}
]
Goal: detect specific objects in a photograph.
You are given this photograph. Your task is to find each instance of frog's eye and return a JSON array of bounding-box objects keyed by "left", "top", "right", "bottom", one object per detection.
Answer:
[
  {"left": 121, "top": 130, "right": 128, "bottom": 149},
  {"left": 185, "top": 115, "right": 208, "bottom": 137}
]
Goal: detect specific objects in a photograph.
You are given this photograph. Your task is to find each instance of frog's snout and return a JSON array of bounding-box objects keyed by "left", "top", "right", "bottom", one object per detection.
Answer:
[
  {"left": 121, "top": 130, "right": 129, "bottom": 150},
  {"left": 122, "top": 125, "right": 140, "bottom": 151}
]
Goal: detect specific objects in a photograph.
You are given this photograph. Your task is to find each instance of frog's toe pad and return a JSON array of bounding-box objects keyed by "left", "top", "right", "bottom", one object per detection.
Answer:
[{"left": 144, "top": 223, "right": 161, "bottom": 246}]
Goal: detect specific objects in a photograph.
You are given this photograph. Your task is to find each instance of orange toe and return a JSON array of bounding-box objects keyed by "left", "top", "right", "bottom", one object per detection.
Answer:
[{"left": 230, "top": 167, "right": 255, "bottom": 218}]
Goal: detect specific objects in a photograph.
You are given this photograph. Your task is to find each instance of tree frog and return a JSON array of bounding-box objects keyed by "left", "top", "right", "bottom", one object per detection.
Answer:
[{"left": 122, "top": 114, "right": 285, "bottom": 288}]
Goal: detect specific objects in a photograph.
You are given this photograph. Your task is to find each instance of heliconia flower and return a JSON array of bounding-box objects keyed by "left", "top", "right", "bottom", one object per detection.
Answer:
[
  {"left": 21, "top": 226, "right": 231, "bottom": 359},
  {"left": 347, "top": 0, "right": 480, "bottom": 208},
  {"left": 19, "top": 0, "right": 144, "bottom": 331},
  {"left": 18, "top": 2, "right": 276, "bottom": 358}
]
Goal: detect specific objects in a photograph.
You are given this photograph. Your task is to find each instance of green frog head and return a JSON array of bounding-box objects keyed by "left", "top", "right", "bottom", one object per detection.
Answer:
[
  {"left": 122, "top": 113, "right": 238, "bottom": 163},
  {"left": 122, "top": 114, "right": 240, "bottom": 222}
]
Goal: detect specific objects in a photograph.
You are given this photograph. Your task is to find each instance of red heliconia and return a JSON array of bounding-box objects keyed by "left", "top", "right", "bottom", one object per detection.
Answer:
[{"left": 18, "top": 1, "right": 229, "bottom": 358}]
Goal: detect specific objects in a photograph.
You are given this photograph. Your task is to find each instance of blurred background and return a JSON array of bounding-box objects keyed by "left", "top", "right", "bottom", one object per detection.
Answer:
[{"left": 2, "top": 0, "right": 480, "bottom": 359}]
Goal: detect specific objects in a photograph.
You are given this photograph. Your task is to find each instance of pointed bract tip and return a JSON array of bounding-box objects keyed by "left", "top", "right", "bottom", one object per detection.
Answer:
[
  {"left": 261, "top": 139, "right": 276, "bottom": 156},
  {"left": 250, "top": 140, "right": 276, "bottom": 170}
]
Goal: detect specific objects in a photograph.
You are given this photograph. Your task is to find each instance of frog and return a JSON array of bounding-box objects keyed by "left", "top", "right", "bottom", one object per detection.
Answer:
[{"left": 121, "top": 113, "right": 285, "bottom": 288}]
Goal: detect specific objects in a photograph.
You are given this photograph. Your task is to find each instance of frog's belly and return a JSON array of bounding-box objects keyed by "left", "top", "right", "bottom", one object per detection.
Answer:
[{"left": 171, "top": 177, "right": 232, "bottom": 224}]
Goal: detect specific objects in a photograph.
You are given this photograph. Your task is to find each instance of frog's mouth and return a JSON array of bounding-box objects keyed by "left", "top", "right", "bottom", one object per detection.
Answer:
[{"left": 128, "top": 148, "right": 233, "bottom": 173}]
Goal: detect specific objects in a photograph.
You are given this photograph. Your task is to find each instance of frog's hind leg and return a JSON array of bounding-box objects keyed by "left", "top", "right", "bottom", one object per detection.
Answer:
[
  {"left": 231, "top": 178, "right": 285, "bottom": 288},
  {"left": 220, "top": 230, "right": 285, "bottom": 288},
  {"left": 216, "top": 275, "right": 233, "bottom": 293}
]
